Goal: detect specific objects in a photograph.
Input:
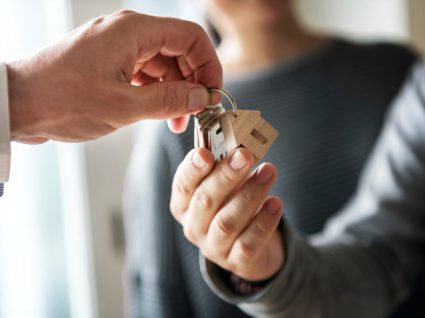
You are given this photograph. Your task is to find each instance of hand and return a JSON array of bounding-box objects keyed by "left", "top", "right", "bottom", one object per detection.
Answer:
[
  {"left": 170, "top": 148, "right": 284, "bottom": 281},
  {"left": 7, "top": 11, "right": 223, "bottom": 144}
]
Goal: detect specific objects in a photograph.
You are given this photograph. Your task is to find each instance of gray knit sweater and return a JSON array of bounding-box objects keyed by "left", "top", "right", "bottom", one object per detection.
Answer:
[{"left": 123, "top": 39, "right": 420, "bottom": 317}]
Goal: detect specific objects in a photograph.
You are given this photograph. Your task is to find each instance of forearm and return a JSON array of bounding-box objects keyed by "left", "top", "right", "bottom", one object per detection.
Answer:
[
  {"left": 201, "top": 222, "right": 322, "bottom": 317},
  {"left": 203, "top": 216, "right": 425, "bottom": 318}
]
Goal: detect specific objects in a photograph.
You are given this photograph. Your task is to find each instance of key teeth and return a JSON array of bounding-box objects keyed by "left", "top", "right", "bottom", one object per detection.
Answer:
[{"left": 195, "top": 104, "right": 227, "bottom": 159}]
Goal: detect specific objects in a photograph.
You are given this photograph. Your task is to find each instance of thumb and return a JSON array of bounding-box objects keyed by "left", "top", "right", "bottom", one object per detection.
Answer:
[{"left": 126, "top": 80, "right": 212, "bottom": 120}]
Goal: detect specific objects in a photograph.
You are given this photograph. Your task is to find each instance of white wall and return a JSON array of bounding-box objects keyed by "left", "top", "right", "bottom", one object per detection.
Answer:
[
  {"left": 296, "top": 0, "right": 409, "bottom": 41},
  {"left": 296, "top": 0, "right": 425, "bottom": 56},
  {"left": 67, "top": 2, "right": 128, "bottom": 318},
  {"left": 0, "top": 1, "right": 73, "bottom": 317},
  {"left": 71, "top": 0, "right": 122, "bottom": 26},
  {"left": 83, "top": 129, "right": 133, "bottom": 318},
  {"left": 408, "top": 0, "right": 425, "bottom": 56}
]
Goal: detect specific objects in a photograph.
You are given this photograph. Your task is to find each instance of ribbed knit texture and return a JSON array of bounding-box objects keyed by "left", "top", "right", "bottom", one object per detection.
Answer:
[{"left": 123, "top": 39, "right": 417, "bottom": 318}]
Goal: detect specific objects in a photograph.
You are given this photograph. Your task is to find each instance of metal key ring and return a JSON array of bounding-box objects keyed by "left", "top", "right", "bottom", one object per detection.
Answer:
[{"left": 209, "top": 88, "right": 238, "bottom": 117}]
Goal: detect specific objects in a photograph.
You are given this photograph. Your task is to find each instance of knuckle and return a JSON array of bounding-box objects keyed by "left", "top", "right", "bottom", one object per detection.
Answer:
[
  {"left": 169, "top": 199, "right": 180, "bottom": 219},
  {"left": 183, "top": 226, "right": 198, "bottom": 244},
  {"left": 252, "top": 220, "right": 268, "bottom": 237},
  {"left": 200, "top": 247, "right": 214, "bottom": 261},
  {"left": 225, "top": 262, "right": 237, "bottom": 273},
  {"left": 203, "top": 239, "right": 219, "bottom": 260},
  {"left": 185, "top": 20, "right": 203, "bottom": 33},
  {"left": 162, "top": 85, "right": 180, "bottom": 116},
  {"left": 195, "top": 25, "right": 207, "bottom": 38},
  {"left": 240, "top": 188, "right": 257, "bottom": 204},
  {"left": 194, "top": 22, "right": 208, "bottom": 38},
  {"left": 83, "top": 16, "right": 105, "bottom": 36},
  {"left": 173, "top": 181, "right": 191, "bottom": 198},
  {"left": 202, "top": 244, "right": 227, "bottom": 267},
  {"left": 217, "top": 168, "right": 236, "bottom": 187},
  {"left": 194, "top": 189, "right": 214, "bottom": 211},
  {"left": 102, "top": 122, "right": 118, "bottom": 133},
  {"left": 116, "top": 9, "right": 136, "bottom": 17},
  {"left": 216, "top": 213, "right": 236, "bottom": 236},
  {"left": 90, "top": 16, "right": 105, "bottom": 27},
  {"left": 235, "top": 240, "right": 256, "bottom": 263}
]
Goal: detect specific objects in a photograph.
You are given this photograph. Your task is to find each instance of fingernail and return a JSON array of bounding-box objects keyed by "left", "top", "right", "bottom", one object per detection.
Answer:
[
  {"left": 255, "top": 164, "right": 274, "bottom": 184},
  {"left": 192, "top": 150, "right": 206, "bottom": 168},
  {"left": 266, "top": 200, "right": 280, "bottom": 214},
  {"left": 230, "top": 150, "right": 248, "bottom": 171},
  {"left": 189, "top": 87, "right": 211, "bottom": 109}
]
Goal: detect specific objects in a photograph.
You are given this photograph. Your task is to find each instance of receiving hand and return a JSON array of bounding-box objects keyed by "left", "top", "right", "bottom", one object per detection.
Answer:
[
  {"left": 170, "top": 148, "right": 284, "bottom": 281},
  {"left": 7, "top": 11, "right": 222, "bottom": 144}
]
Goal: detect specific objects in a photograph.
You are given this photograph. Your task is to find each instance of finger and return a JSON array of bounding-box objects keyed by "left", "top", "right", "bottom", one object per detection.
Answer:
[
  {"left": 119, "top": 80, "right": 212, "bottom": 124},
  {"left": 167, "top": 116, "right": 190, "bottom": 134},
  {"left": 130, "top": 14, "right": 223, "bottom": 93},
  {"left": 175, "top": 56, "right": 223, "bottom": 103},
  {"left": 176, "top": 56, "right": 194, "bottom": 81},
  {"left": 17, "top": 136, "right": 49, "bottom": 144},
  {"left": 131, "top": 72, "right": 157, "bottom": 86},
  {"left": 227, "top": 197, "right": 282, "bottom": 268},
  {"left": 207, "top": 163, "right": 277, "bottom": 257},
  {"left": 184, "top": 148, "right": 254, "bottom": 240},
  {"left": 140, "top": 54, "right": 184, "bottom": 81},
  {"left": 170, "top": 148, "right": 215, "bottom": 223}
]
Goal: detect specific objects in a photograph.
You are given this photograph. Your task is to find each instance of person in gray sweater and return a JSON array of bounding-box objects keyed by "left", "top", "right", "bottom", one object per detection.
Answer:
[{"left": 123, "top": 1, "right": 421, "bottom": 317}]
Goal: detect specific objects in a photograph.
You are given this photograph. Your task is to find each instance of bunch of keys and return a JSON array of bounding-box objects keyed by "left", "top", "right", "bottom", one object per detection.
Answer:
[{"left": 194, "top": 88, "right": 278, "bottom": 164}]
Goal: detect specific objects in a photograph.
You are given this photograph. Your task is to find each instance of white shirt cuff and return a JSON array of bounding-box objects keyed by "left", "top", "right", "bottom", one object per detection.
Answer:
[{"left": 0, "top": 62, "right": 11, "bottom": 182}]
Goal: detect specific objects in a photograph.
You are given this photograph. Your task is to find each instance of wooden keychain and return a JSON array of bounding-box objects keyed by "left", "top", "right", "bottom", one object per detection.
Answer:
[{"left": 194, "top": 88, "right": 278, "bottom": 164}]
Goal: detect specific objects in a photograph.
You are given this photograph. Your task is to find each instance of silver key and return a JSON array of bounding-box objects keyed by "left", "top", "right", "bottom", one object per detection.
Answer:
[{"left": 194, "top": 104, "right": 227, "bottom": 161}]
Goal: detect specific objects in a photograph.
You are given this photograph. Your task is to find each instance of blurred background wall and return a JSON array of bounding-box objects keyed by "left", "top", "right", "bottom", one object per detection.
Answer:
[{"left": 0, "top": 1, "right": 424, "bottom": 318}]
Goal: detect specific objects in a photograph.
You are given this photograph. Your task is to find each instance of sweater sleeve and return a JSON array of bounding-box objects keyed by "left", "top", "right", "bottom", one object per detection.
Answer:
[{"left": 201, "top": 62, "right": 425, "bottom": 318}]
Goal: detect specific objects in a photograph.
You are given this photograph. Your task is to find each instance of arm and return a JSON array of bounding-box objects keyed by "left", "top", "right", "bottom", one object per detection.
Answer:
[
  {"left": 7, "top": 11, "right": 222, "bottom": 144},
  {"left": 2, "top": 10, "right": 223, "bottom": 191},
  {"left": 203, "top": 63, "right": 425, "bottom": 317}
]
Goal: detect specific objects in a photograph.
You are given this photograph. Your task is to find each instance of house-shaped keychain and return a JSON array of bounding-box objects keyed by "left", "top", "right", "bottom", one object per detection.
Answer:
[
  {"left": 195, "top": 88, "right": 278, "bottom": 164},
  {"left": 219, "top": 109, "right": 278, "bottom": 164}
]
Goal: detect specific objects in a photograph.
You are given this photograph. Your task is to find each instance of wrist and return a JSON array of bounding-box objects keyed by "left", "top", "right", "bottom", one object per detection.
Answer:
[
  {"left": 228, "top": 271, "right": 277, "bottom": 296},
  {"left": 228, "top": 230, "right": 285, "bottom": 295},
  {"left": 7, "top": 60, "right": 27, "bottom": 141},
  {"left": 7, "top": 60, "right": 48, "bottom": 144}
]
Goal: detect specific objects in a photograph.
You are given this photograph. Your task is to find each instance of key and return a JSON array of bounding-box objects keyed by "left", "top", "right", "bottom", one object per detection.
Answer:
[
  {"left": 194, "top": 104, "right": 227, "bottom": 161},
  {"left": 209, "top": 120, "right": 227, "bottom": 162},
  {"left": 194, "top": 89, "right": 278, "bottom": 163}
]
